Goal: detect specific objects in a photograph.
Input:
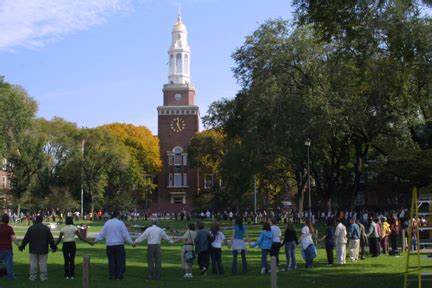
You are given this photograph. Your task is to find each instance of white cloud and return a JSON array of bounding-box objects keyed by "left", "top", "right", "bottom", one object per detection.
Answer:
[{"left": 0, "top": 0, "right": 132, "bottom": 51}]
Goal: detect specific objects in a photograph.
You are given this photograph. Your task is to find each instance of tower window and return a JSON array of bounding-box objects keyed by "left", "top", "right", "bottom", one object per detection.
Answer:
[
  {"left": 184, "top": 54, "right": 189, "bottom": 74},
  {"left": 170, "top": 55, "right": 174, "bottom": 74},
  {"left": 176, "top": 53, "right": 182, "bottom": 73}
]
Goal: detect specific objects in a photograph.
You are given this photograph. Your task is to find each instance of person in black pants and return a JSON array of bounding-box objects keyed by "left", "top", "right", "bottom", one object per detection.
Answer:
[
  {"left": 195, "top": 222, "right": 211, "bottom": 275},
  {"left": 56, "top": 217, "right": 93, "bottom": 279},
  {"left": 318, "top": 218, "right": 335, "bottom": 266},
  {"left": 210, "top": 222, "right": 226, "bottom": 274},
  {"left": 269, "top": 218, "right": 282, "bottom": 270}
]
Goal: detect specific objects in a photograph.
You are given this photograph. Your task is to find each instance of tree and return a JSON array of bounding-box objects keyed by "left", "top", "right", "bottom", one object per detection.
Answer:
[{"left": 101, "top": 123, "right": 161, "bottom": 209}]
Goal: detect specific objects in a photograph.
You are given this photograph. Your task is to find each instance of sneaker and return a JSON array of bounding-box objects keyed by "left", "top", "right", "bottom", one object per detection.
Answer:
[
  {"left": 201, "top": 267, "right": 207, "bottom": 275},
  {"left": 65, "top": 277, "right": 69, "bottom": 280},
  {"left": 260, "top": 267, "right": 266, "bottom": 274},
  {"left": 189, "top": 273, "right": 193, "bottom": 278},
  {"left": 70, "top": 277, "right": 74, "bottom": 280},
  {"left": 184, "top": 273, "right": 189, "bottom": 278}
]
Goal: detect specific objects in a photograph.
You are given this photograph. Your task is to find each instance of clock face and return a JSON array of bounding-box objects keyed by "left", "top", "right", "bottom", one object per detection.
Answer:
[
  {"left": 174, "top": 93, "right": 182, "bottom": 101},
  {"left": 170, "top": 117, "right": 186, "bottom": 132}
]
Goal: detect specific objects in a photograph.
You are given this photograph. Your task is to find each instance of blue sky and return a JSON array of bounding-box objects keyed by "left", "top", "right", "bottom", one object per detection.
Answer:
[{"left": 0, "top": 0, "right": 294, "bottom": 133}]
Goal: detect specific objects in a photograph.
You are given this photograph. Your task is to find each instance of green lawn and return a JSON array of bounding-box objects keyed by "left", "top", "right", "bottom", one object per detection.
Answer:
[{"left": 0, "top": 220, "right": 428, "bottom": 288}]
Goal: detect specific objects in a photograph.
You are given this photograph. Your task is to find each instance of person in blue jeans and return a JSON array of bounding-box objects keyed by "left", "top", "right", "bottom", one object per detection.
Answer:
[
  {"left": 230, "top": 217, "right": 249, "bottom": 274},
  {"left": 0, "top": 214, "right": 19, "bottom": 280},
  {"left": 281, "top": 221, "right": 298, "bottom": 271},
  {"left": 300, "top": 219, "right": 315, "bottom": 269},
  {"left": 251, "top": 222, "right": 273, "bottom": 274}
]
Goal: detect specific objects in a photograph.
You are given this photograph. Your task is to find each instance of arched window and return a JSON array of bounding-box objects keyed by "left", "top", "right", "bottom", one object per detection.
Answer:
[
  {"left": 169, "top": 55, "right": 174, "bottom": 73},
  {"left": 184, "top": 54, "right": 189, "bottom": 74},
  {"left": 176, "top": 53, "right": 182, "bottom": 73}
]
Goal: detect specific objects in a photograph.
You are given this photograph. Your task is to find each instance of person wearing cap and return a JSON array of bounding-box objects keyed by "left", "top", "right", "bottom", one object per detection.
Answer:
[
  {"left": 19, "top": 215, "right": 57, "bottom": 281},
  {"left": 94, "top": 210, "right": 134, "bottom": 280},
  {"left": 0, "top": 214, "right": 20, "bottom": 280},
  {"left": 134, "top": 218, "right": 174, "bottom": 280}
]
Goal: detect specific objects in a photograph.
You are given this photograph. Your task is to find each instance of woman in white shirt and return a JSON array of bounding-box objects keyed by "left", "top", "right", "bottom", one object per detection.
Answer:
[
  {"left": 55, "top": 216, "right": 93, "bottom": 279},
  {"left": 210, "top": 222, "right": 226, "bottom": 274},
  {"left": 300, "top": 219, "right": 316, "bottom": 268}
]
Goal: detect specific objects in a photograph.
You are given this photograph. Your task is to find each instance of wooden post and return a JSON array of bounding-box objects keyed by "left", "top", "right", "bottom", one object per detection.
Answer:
[
  {"left": 83, "top": 255, "right": 90, "bottom": 288},
  {"left": 402, "top": 229, "right": 405, "bottom": 253},
  {"left": 271, "top": 256, "right": 278, "bottom": 288}
]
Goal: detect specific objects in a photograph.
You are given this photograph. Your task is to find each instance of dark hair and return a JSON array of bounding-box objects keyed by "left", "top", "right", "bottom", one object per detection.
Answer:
[
  {"left": 65, "top": 216, "right": 73, "bottom": 225},
  {"left": 270, "top": 217, "right": 278, "bottom": 225},
  {"left": 211, "top": 222, "right": 220, "bottom": 239},
  {"left": 36, "top": 215, "right": 43, "bottom": 223},
  {"left": 196, "top": 221, "right": 204, "bottom": 230},
  {"left": 235, "top": 216, "right": 243, "bottom": 230},
  {"left": 263, "top": 222, "right": 271, "bottom": 231},
  {"left": 1, "top": 214, "right": 9, "bottom": 224},
  {"left": 326, "top": 217, "right": 334, "bottom": 226},
  {"left": 285, "top": 221, "right": 295, "bottom": 232},
  {"left": 305, "top": 219, "right": 315, "bottom": 234},
  {"left": 188, "top": 223, "right": 195, "bottom": 231},
  {"left": 112, "top": 210, "right": 120, "bottom": 218}
]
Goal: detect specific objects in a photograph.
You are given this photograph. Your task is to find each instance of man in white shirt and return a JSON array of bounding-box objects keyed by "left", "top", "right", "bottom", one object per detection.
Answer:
[
  {"left": 269, "top": 218, "right": 282, "bottom": 271},
  {"left": 94, "top": 211, "right": 134, "bottom": 280},
  {"left": 334, "top": 218, "right": 347, "bottom": 264},
  {"left": 134, "top": 219, "right": 174, "bottom": 280}
]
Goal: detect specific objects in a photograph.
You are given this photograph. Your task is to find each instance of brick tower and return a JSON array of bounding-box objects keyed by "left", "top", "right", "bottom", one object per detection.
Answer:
[{"left": 155, "top": 14, "right": 200, "bottom": 212}]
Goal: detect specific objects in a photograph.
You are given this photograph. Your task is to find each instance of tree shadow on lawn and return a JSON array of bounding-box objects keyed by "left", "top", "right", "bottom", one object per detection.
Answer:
[{"left": 0, "top": 245, "right": 408, "bottom": 288}]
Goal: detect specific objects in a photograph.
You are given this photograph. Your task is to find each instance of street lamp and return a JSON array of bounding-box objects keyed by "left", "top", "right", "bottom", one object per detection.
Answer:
[
  {"left": 81, "top": 139, "right": 85, "bottom": 218},
  {"left": 305, "top": 138, "right": 311, "bottom": 222}
]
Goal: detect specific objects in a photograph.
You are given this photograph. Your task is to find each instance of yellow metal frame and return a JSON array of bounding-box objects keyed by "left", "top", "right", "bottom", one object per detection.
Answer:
[{"left": 404, "top": 187, "right": 422, "bottom": 288}]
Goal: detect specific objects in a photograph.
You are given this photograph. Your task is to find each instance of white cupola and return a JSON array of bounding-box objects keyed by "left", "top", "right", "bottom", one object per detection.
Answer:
[{"left": 168, "top": 13, "right": 191, "bottom": 85}]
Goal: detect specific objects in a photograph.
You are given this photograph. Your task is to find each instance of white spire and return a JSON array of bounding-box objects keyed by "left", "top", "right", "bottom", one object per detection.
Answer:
[{"left": 168, "top": 13, "right": 191, "bottom": 85}]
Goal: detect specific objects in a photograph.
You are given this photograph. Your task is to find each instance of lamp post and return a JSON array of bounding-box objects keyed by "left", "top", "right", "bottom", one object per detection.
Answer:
[
  {"left": 254, "top": 175, "right": 257, "bottom": 224},
  {"left": 81, "top": 139, "right": 85, "bottom": 218},
  {"left": 305, "top": 138, "right": 311, "bottom": 222}
]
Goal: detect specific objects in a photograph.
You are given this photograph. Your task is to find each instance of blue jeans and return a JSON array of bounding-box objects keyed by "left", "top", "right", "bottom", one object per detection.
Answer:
[
  {"left": 285, "top": 241, "right": 297, "bottom": 270},
  {"left": 0, "top": 249, "right": 15, "bottom": 280},
  {"left": 261, "top": 249, "right": 271, "bottom": 272},
  {"left": 305, "top": 245, "right": 314, "bottom": 268},
  {"left": 232, "top": 250, "right": 247, "bottom": 274}
]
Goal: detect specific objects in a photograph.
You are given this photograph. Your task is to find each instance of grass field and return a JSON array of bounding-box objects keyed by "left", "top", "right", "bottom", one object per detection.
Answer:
[{"left": 0, "top": 220, "right": 428, "bottom": 288}]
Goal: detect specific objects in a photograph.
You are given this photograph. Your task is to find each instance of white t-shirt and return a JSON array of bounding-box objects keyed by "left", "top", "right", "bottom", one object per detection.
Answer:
[
  {"left": 61, "top": 225, "right": 78, "bottom": 242},
  {"left": 211, "top": 231, "right": 225, "bottom": 248},
  {"left": 301, "top": 225, "right": 314, "bottom": 250},
  {"left": 271, "top": 225, "right": 281, "bottom": 243}
]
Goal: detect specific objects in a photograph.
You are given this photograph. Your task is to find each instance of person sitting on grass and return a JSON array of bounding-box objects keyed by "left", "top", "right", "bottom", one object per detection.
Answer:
[
  {"left": 251, "top": 222, "right": 273, "bottom": 274},
  {"left": 55, "top": 216, "right": 94, "bottom": 280}
]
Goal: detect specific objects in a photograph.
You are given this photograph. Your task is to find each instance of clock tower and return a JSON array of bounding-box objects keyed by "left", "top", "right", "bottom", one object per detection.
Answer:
[{"left": 155, "top": 14, "right": 200, "bottom": 211}]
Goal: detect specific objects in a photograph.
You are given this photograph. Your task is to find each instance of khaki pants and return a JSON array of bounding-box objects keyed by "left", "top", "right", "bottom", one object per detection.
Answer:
[
  {"left": 349, "top": 239, "right": 360, "bottom": 261},
  {"left": 147, "top": 244, "right": 162, "bottom": 280},
  {"left": 29, "top": 253, "right": 48, "bottom": 281}
]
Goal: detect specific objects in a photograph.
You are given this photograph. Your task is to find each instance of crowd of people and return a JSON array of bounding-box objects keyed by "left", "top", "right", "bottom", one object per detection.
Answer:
[{"left": 0, "top": 207, "right": 428, "bottom": 282}]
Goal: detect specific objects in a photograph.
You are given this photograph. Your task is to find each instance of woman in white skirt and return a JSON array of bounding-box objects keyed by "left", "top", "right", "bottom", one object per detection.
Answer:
[{"left": 176, "top": 223, "right": 197, "bottom": 278}]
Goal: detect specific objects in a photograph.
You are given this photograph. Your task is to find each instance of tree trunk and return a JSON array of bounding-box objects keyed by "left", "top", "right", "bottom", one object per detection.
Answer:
[{"left": 352, "top": 143, "right": 368, "bottom": 207}]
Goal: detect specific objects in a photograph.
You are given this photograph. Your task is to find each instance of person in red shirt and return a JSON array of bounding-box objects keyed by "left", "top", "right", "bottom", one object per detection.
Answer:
[{"left": 0, "top": 213, "right": 19, "bottom": 280}]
